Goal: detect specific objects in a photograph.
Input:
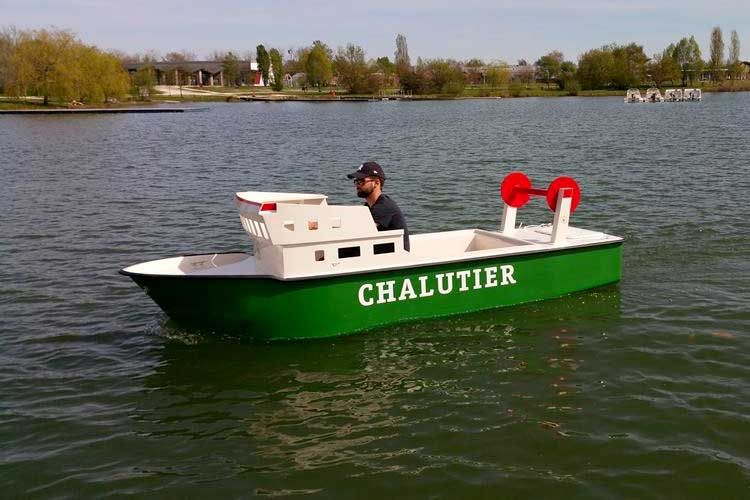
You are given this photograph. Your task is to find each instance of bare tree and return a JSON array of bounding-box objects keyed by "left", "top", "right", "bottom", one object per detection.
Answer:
[
  {"left": 729, "top": 30, "right": 741, "bottom": 79},
  {"left": 0, "top": 25, "right": 20, "bottom": 93},
  {"left": 709, "top": 26, "right": 725, "bottom": 81},
  {"left": 395, "top": 34, "right": 410, "bottom": 75}
]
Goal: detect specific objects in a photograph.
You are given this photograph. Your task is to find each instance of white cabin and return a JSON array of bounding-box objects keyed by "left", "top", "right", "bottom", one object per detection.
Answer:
[
  {"left": 664, "top": 89, "right": 683, "bottom": 102},
  {"left": 123, "top": 189, "right": 622, "bottom": 280},
  {"left": 229, "top": 190, "right": 620, "bottom": 280},
  {"left": 624, "top": 88, "right": 644, "bottom": 103},
  {"left": 644, "top": 88, "right": 664, "bottom": 102},
  {"left": 684, "top": 88, "right": 702, "bottom": 101}
]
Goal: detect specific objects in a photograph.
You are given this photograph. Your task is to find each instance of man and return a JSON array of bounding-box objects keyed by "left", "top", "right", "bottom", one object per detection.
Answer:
[{"left": 347, "top": 161, "right": 410, "bottom": 251}]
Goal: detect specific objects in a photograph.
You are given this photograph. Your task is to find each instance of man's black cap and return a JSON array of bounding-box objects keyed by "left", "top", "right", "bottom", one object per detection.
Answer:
[{"left": 347, "top": 161, "right": 385, "bottom": 181}]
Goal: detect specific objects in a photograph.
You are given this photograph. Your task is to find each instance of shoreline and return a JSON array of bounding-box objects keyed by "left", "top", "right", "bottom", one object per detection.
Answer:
[{"left": 1, "top": 86, "right": 747, "bottom": 110}]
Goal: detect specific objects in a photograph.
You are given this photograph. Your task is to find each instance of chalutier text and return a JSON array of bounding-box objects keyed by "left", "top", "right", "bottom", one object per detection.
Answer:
[{"left": 358, "top": 264, "right": 517, "bottom": 307}]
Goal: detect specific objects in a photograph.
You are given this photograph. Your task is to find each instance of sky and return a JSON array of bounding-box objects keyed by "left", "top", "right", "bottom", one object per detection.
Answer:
[{"left": 3, "top": 0, "right": 749, "bottom": 63}]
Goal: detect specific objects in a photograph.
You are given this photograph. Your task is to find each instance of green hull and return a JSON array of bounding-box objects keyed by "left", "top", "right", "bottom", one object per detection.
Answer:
[{"left": 124, "top": 243, "right": 621, "bottom": 340}]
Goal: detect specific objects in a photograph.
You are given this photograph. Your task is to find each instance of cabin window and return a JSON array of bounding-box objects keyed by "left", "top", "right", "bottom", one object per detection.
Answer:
[
  {"left": 315, "top": 250, "right": 325, "bottom": 261},
  {"left": 330, "top": 217, "right": 342, "bottom": 229},
  {"left": 283, "top": 221, "right": 295, "bottom": 231},
  {"left": 374, "top": 242, "right": 395, "bottom": 255},
  {"left": 308, "top": 220, "right": 319, "bottom": 230},
  {"left": 338, "top": 246, "right": 361, "bottom": 259}
]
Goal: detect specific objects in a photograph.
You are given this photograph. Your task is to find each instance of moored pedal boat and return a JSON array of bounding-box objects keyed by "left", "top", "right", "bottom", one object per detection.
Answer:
[{"left": 121, "top": 172, "right": 623, "bottom": 340}]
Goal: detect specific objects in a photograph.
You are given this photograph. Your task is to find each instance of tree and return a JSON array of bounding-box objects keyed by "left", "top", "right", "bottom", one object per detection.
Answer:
[
  {"left": 647, "top": 49, "right": 680, "bottom": 87},
  {"left": 394, "top": 34, "right": 410, "bottom": 75},
  {"left": 374, "top": 56, "right": 395, "bottom": 88},
  {"left": 6, "top": 27, "right": 132, "bottom": 104},
  {"left": 334, "top": 43, "right": 375, "bottom": 94},
  {"left": 611, "top": 43, "right": 648, "bottom": 89},
  {"left": 576, "top": 47, "right": 615, "bottom": 90},
  {"left": 709, "top": 26, "right": 725, "bottom": 81},
  {"left": 728, "top": 30, "right": 742, "bottom": 80},
  {"left": 559, "top": 61, "right": 578, "bottom": 91},
  {"left": 132, "top": 66, "right": 155, "bottom": 100},
  {"left": 535, "top": 50, "right": 563, "bottom": 88},
  {"left": 256, "top": 44, "right": 270, "bottom": 85},
  {"left": 8, "top": 28, "right": 78, "bottom": 105},
  {"left": 269, "top": 48, "right": 283, "bottom": 91},
  {"left": 423, "top": 59, "right": 465, "bottom": 95},
  {"left": 222, "top": 51, "right": 239, "bottom": 86},
  {"left": 668, "top": 36, "right": 703, "bottom": 86},
  {"left": 513, "top": 65, "right": 536, "bottom": 86},
  {"left": 306, "top": 41, "right": 333, "bottom": 91},
  {"left": 0, "top": 25, "right": 20, "bottom": 94},
  {"left": 399, "top": 67, "right": 427, "bottom": 94},
  {"left": 484, "top": 62, "right": 511, "bottom": 91}
]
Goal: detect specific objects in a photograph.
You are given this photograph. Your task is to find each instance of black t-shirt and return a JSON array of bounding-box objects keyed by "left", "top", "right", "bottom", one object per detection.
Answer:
[{"left": 368, "top": 193, "right": 410, "bottom": 251}]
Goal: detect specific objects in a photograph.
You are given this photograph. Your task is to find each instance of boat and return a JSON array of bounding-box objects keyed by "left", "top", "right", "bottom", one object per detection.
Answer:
[
  {"left": 664, "top": 89, "right": 683, "bottom": 102},
  {"left": 624, "top": 88, "right": 644, "bottom": 103},
  {"left": 121, "top": 172, "right": 623, "bottom": 340},
  {"left": 644, "top": 88, "right": 664, "bottom": 102},
  {"left": 684, "top": 88, "right": 702, "bottom": 101}
]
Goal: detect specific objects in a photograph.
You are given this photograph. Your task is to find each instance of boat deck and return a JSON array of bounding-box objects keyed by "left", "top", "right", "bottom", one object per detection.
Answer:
[{"left": 122, "top": 225, "right": 621, "bottom": 280}]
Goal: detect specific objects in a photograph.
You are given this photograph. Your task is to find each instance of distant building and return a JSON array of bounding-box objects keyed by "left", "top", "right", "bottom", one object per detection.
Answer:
[{"left": 122, "top": 61, "right": 264, "bottom": 86}]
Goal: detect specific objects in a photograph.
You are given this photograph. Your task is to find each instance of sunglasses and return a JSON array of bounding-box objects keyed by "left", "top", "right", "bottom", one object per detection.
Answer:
[{"left": 354, "top": 178, "right": 376, "bottom": 185}]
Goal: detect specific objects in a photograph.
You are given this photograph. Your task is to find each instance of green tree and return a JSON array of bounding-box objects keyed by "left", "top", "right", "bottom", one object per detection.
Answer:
[
  {"left": 334, "top": 43, "right": 374, "bottom": 94},
  {"left": 484, "top": 62, "right": 511, "bottom": 91},
  {"left": 284, "top": 47, "right": 309, "bottom": 75},
  {"left": 0, "top": 26, "right": 20, "bottom": 94},
  {"left": 576, "top": 47, "right": 615, "bottom": 90},
  {"left": 256, "top": 44, "right": 270, "bottom": 85},
  {"left": 132, "top": 66, "right": 155, "bottom": 100},
  {"left": 709, "top": 26, "right": 725, "bottom": 81},
  {"left": 559, "top": 61, "right": 578, "bottom": 91},
  {"left": 306, "top": 41, "right": 333, "bottom": 91},
  {"left": 400, "top": 59, "right": 428, "bottom": 94},
  {"left": 9, "top": 28, "right": 77, "bottom": 104},
  {"left": 424, "top": 59, "right": 465, "bottom": 95},
  {"left": 6, "top": 28, "right": 130, "bottom": 104},
  {"left": 73, "top": 46, "right": 129, "bottom": 102},
  {"left": 374, "top": 56, "right": 395, "bottom": 88},
  {"left": 647, "top": 49, "right": 680, "bottom": 87},
  {"left": 611, "top": 43, "right": 648, "bottom": 89},
  {"left": 269, "top": 48, "right": 283, "bottom": 91},
  {"left": 667, "top": 36, "right": 702, "bottom": 86},
  {"left": 222, "top": 51, "right": 239, "bottom": 86},
  {"left": 535, "top": 50, "right": 563, "bottom": 88}
]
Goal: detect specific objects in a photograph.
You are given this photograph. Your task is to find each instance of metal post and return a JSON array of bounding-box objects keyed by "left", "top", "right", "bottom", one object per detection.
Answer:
[{"left": 551, "top": 188, "right": 572, "bottom": 244}]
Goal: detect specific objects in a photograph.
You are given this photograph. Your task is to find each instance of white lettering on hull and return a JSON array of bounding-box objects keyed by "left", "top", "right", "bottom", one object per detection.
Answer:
[{"left": 357, "top": 265, "right": 517, "bottom": 307}]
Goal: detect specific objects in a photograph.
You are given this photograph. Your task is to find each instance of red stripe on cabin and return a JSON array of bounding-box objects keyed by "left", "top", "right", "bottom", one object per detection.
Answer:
[{"left": 235, "top": 196, "right": 276, "bottom": 212}]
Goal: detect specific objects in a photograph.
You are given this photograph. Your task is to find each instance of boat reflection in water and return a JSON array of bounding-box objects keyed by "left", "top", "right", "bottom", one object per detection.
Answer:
[{"left": 134, "top": 286, "right": 620, "bottom": 481}]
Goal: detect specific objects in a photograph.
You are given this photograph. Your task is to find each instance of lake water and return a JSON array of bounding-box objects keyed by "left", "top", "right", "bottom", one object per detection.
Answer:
[{"left": 1, "top": 95, "right": 749, "bottom": 497}]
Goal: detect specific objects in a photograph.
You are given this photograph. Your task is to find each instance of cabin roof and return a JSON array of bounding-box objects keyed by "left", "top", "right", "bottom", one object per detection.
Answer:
[{"left": 236, "top": 191, "right": 328, "bottom": 205}]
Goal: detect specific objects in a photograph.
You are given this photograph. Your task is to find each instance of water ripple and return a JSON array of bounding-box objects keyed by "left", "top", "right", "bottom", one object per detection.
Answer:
[{"left": 1, "top": 95, "right": 749, "bottom": 496}]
